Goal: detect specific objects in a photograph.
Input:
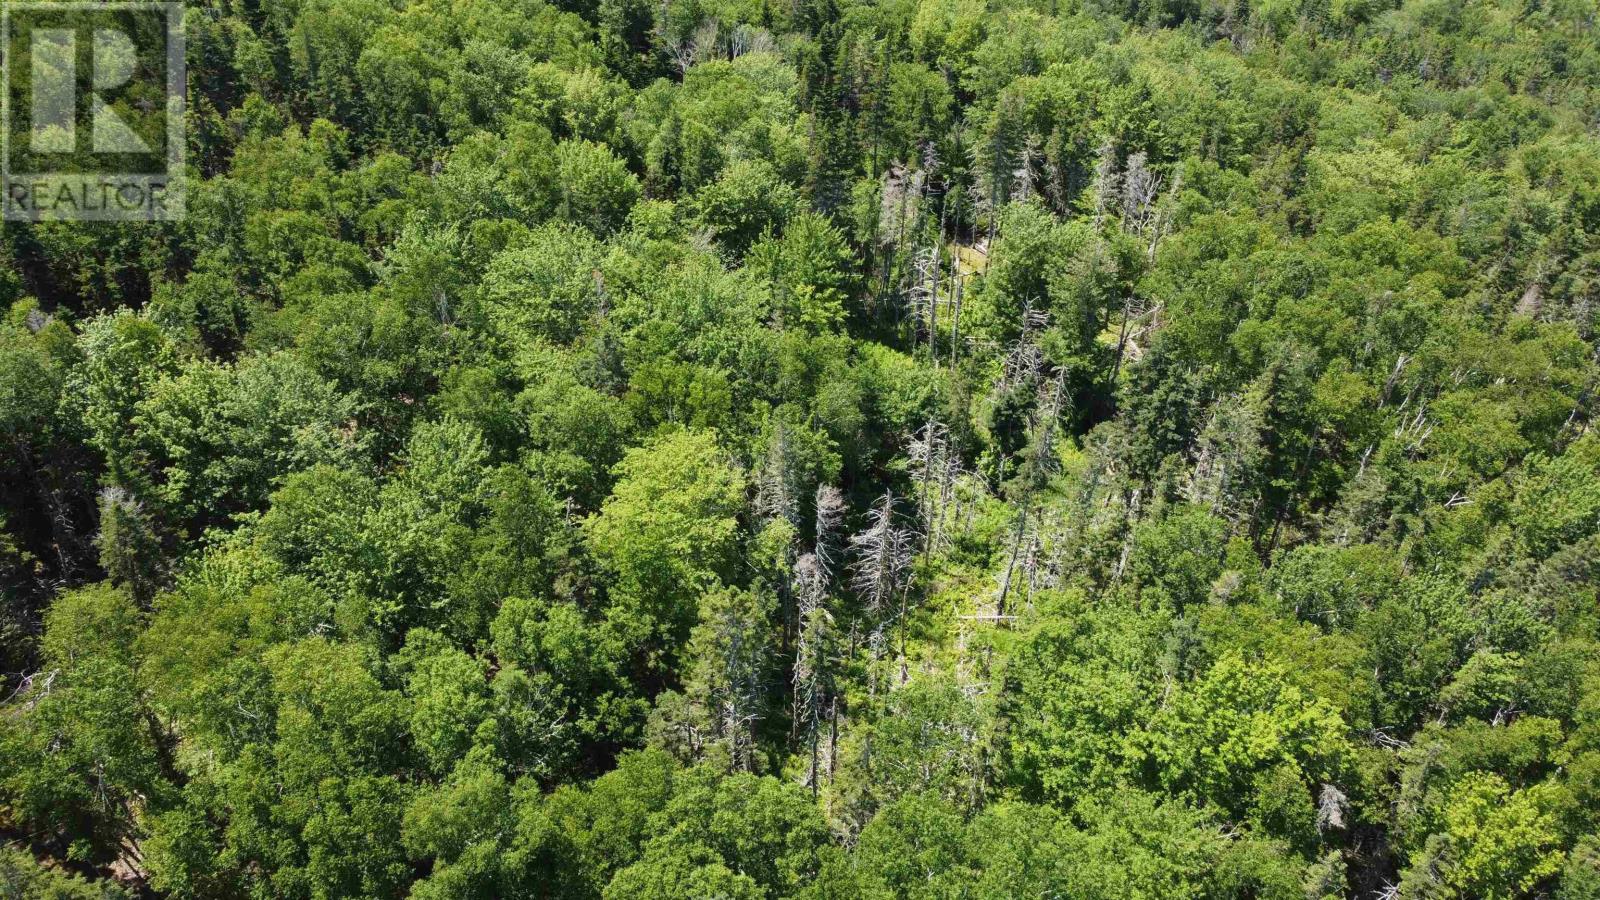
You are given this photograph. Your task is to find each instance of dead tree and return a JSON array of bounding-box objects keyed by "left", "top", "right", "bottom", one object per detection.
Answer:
[
  {"left": 1185, "top": 386, "right": 1266, "bottom": 530},
  {"left": 813, "top": 484, "right": 846, "bottom": 582},
  {"left": 1120, "top": 150, "right": 1161, "bottom": 234},
  {"left": 1011, "top": 135, "right": 1041, "bottom": 205},
  {"left": 791, "top": 553, "right": 832, "bottom": 796},
  {"left": 996, "top": 305, "right": 1050, "bottom": 394},
  {"left": 907, "top": 421, "right": 959, "bottom": 559},
  {"left": 755, "top": 421, "right": 802, "bottom": 529},
  {"left": 909, "top": 246, "right": 941, "bottom": 356},
  {"left": 1090, "top": 139, "right": 1119, "bottom": 227},
  {"left": 849, "top": 491, "right": 914, "bottom": 687},
  {"left": 996, "top": 370, "right": 1065, "bottom": 616}
]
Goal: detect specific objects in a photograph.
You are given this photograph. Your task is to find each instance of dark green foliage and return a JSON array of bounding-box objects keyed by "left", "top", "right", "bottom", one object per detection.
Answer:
[{"left": 4, "top": 0, "right": 1600, "bottom": 895}]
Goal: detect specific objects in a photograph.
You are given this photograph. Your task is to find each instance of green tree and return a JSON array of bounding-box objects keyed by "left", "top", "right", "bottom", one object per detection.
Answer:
[
  {"left": 1136, "top": 652, "right": 1349, "bottom": 824},
  {"left": 555, "top": 140, "right": 644, "bottom": 234},
  {"left": 1400, "top": 773, "right": 1566, "bottom": 900},
  {"left": 0, "top": 585, "right": 162, "bottom": 866},
  {"left": 0, "top": 847, "right": 130, "bottom": 900},
  {"left": 586, "top": 429, "right": 745, "bottom": 665},
  {"left": 748, "top": 212, "right": 856, "bottom": 332}
]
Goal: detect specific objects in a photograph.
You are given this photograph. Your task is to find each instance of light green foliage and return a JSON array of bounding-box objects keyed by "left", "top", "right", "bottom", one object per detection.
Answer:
[
  {"left": 586, "top": 429, "right": 745, "bottom": 660},
  {"left": 491, "top": 596, "right": 636, "bottom": 764},
  {"left": 1122, "top": 504, "right": 1227, "bottom": 613},
  {"left": 909, "top": 0, "right": 986, "bottom": 75},
  {"left": 544, "top": 749, "right": 679, "bottom": 892},
  {"left": 397, "top": 630, "right": 495, "bottom": 775},
  {"left": 1512, "top": 435, "right": 1600, "bottom": 561},
  {"left": 748, "top": 212, "right": 856, "bottom": 332},
  {"left": 1137, "top": 652, "right": 1350, "bottom": 822},
  {"left": 151, "top": 638, "right": 415, "bottom": 899},
  {"left": 516, "top": 348, "right": 637, "bottom": 508},
  {"left": 94, "top": 488, "right": 163, "bottom": 605},
  {"left": 68, "top": 311, "right": 176, "bottom": 482},
  {"left": 131, "top": 352, "right": 359, "bottom": 528},
  {"left": 850, "top": 792, "right": 968, "bottom": 897},
  {"left": 481, "top": 224, "right": 608, "bottom": 347},
  {"left": 609, "top": 768, "right": 829, "bottom": 898},
  {"left": 842, "top": 679, "right": 988, "bottom": 814},
  {"left": 360, "top": 418, "right": 495, "bottom": 634},
  {"left": 604, "top": 853, "right": 762, "bottom": 900},
  {"left": 1560, "top": 837, "right": 1600, "bottom": 900},
  {"left": 964, "top": 202, "right": 1080, "bottom": 348},
  {"left": 556, "top": 140, "right": 644, "bottom": 235},
  {"left": 0, "top": 586, "right": 160, "bottom": 864},
  {"left": 1266, "top": 543, "right": 1401, "bottom": 630},
  {"left": 1052, "top": 791, "right": 1289, "bottom": 900},
  {"left": 1400, "top": 773, "right": 1566, "bottom": 900},
  {"left": 401, "top": 747, "right": 516, "bottom": 897},
  {"left": 689, "top": 160, "right": 802, "bottom": 256},
  {"left": 630, "top": 54, "right": 806, "bottom": 194},
  {"left": 650, "top": 585, "right": 776, "bottom": 769},
  {"left": 439, "top": 123, "right": 560, "bottom": 226},
  {"left": 1003, "top": 592, "right": 1166, "bottom": 805}
]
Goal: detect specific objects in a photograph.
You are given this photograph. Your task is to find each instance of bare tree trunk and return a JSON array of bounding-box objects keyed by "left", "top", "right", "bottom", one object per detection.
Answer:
[
  {"left": 827, "top": 695, "right": 839, "bottom": 785},
  {"left": 997, "top": 374, "right": 1064, "bottom": 615},
  {"left": 995, "top": 510, "right": 1026, "bottom": 617},
  {"left": 809, "top": 723, "right": 819, "bottom": 798},
  {"left": 931, "top": 188, "right": 948, "bottom": 366},
  {"left": 1109, "top": 292, "right": 1133, "bottom": 384},
  {"left": 897, "top": 581, "right": 912, "bottom": 685},
  {"left": 928, "top": 245, "right": 939, "bottom": 361},
  {"left": 949, "top": 275, "right": 963, "bottom": 367}
]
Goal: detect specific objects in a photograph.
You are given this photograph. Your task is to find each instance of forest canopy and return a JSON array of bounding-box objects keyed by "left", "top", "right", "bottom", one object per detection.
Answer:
[{"left": 4, "top": 0, "right": 1600, "bottom": 897}]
